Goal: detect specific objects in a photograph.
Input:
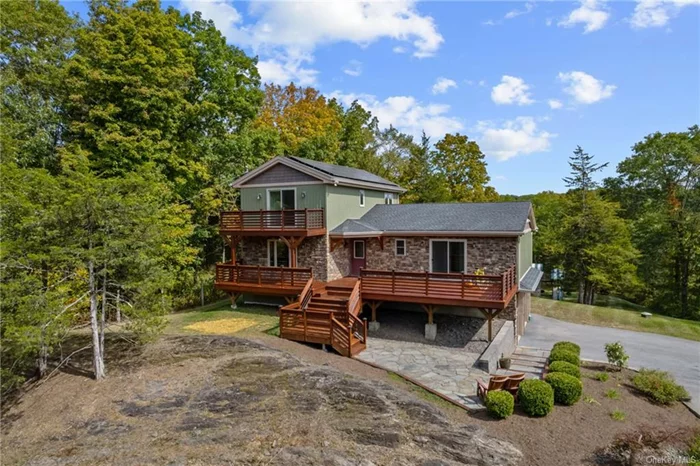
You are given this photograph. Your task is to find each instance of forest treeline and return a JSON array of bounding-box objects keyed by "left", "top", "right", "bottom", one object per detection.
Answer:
[{"left": 1, "top": 0, "right": 698, "bottom": 392}]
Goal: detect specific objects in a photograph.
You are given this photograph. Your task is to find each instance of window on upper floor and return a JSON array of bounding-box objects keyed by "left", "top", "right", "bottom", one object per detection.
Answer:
[
  {"left": 384, "top": 192, "right": 397, "bottom": 204},
  {"left": 359, "top": 190, "right": 365, "bottom": 207}
]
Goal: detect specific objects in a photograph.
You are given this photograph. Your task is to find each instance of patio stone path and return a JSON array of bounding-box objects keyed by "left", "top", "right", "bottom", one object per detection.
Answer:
[
  {"left": 355, "top": 340, "right": 550, "bottom": 411},
  {"left": 355, "top": 337, "right": 489, "bottom": 409}
]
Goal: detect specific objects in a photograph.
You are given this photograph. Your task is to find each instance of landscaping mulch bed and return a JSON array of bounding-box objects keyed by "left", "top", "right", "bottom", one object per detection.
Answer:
[
  {"left": 466, "top": 363, "right": 699, "bottom": 466},
  {"left": 362, "top": 307, "right": 503, "bottom": 352}
]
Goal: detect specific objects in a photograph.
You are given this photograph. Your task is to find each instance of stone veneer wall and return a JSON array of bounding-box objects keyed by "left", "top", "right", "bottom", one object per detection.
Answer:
[
  {"left": 327, "top": 238, "right": 350, "bottom": 281},
  {"left": 364, "top": 236, "right": 518, "bottom": 275},
  {"left": 239, "top": 236, "right": 328, "bottom": 281},
  {"left": 298, "top": 236, "right": 328, "bottom": 282}
]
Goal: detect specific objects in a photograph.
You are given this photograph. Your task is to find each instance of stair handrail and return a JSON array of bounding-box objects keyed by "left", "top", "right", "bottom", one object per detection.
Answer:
[
  {"left": 299, "top": 277, "right": 314, "bottom": 310},
  {"left": 346, "top": 279, "right": 362, "bottom": 317}
]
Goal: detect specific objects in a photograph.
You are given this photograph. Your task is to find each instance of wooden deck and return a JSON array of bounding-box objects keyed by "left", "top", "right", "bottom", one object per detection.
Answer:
[
  {"left": 278, "top": 278, "right": 367, "bottom": 357},
  {"left": 214, "top": 264, "right": 312, "bottom": 296},
  {"left": 360, "top": 266, "right": 518, "bottom": 309},
  {"left": 219, "top": 209, "right": 326, "bottom": 236}
]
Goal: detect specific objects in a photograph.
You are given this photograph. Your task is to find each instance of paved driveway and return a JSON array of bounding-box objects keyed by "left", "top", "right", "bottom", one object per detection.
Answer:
[{"left": 520, "top": 314, "right": 700, "bottom": 413}]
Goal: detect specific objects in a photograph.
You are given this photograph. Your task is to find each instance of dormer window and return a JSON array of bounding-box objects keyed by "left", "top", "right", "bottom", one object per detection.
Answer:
[
  {"left": 359, "top": 190, "right": 365, "bottom": 207},
  {"left": 385, "top": 192, "right": 397, "bottom": 204}
]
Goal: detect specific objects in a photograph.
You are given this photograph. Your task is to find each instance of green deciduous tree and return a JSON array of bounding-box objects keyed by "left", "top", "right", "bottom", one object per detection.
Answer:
[
  {"left": 607, "top": 126, "right": 700, "bottom": 318},
  {"left": 0, "top": 0, "right": 77, "bottom": 172},
  {"left": 400, "top": 133, "right": 451, "bottom": 203},
  {"left": 433, "top": 133, "right": 498, "bottom": 202}
]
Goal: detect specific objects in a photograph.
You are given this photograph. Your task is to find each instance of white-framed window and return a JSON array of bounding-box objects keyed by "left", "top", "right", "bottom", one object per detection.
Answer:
[
  {"left": 353, "top": 240, "right": 365, "bottom": 259},
  {"left": 267, "top": 240, "right": 290, "bottom": 267},
  {"left": 359, "top": 190, "right": 365, "bottom": 207},
  {"left": 429, "top": 239, "right": 466, "bottom": 273},
  {"left": 395, "top": 239, "right": 406, "bottom": 256},
  {"left": 266, "top": 188, "right": 296, "bottom": 210},
  {"left": 384, "top": 192, "right": 397, "bottom": 204}
]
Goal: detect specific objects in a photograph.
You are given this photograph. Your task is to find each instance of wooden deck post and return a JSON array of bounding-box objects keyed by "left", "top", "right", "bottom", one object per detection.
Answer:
[
  {"left": 230, "top": 292, "right": 241, "bottom": 309},
  {"left": 368, "top": 301, "right": 382, "bottom": 322},
  {"left": 421, "top": 304, "right": 436, "bottom": 325}
]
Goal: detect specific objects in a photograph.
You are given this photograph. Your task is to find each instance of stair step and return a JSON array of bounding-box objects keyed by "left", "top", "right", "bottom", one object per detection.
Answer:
[{"left": 309, "top": 298, "right": 346, "bottom": 305}]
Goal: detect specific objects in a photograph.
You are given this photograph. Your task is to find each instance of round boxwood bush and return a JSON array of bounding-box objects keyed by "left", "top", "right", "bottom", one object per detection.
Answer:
[
  {"left": 548, "top": 360, "right": 581, "bottom": 379},
  {"left": 552, "top": 341, "right": 581, "bottom": 356},
  {"left": 549, "top": 347, "right": 580, "bottom": 366},
  {"left": 545, "top": 372, "right": 583, "bottom": 405},
  {"left": 485, "top": 390, "right": 514, "bottom": 419},
  {"left": 518, "top": 379, "right": 554, "bottom": 417}
]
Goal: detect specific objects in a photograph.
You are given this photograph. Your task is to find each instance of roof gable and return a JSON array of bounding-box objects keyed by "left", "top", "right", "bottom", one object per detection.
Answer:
[
  {"left": 240, "top": 162, "right": 320, "bottom": 186},
  {"left": 231, "top": 156, "right": 404, "bottom": 192}
]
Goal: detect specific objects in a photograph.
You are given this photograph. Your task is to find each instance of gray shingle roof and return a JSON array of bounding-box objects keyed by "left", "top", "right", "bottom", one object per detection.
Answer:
[
  {"left": 332, "top": 219, "right": 382, "bottom": 235},
  {"left": 289, "top": 156, "right": 401, "bottom": 189},
  {"left": 330, "top": 202, "right": 533, "bottom": 234},
  {"left": 519, "top": 266, "right": 543, "bottom": 292}
]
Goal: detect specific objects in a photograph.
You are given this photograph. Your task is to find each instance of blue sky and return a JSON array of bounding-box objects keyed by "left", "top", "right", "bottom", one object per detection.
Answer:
[{"left": 61, "top": 0, "right": 699, "bottom": 195}]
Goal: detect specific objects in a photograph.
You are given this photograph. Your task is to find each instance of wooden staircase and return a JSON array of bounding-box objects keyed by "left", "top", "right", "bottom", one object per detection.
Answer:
[{"left": 279, "top": 278, "right": 367, "bottom": 357}]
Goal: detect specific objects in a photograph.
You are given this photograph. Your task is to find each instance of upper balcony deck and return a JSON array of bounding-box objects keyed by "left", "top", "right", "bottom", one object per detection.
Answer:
[{"left": 219, "top": 209, "right": 326, "bottom": 237}]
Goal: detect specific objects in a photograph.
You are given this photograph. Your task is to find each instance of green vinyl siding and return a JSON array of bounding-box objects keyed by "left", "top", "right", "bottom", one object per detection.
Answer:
[
  {"left": 518, "top": 230, "right": 533, "bottom": 279},
  {"left": 240, "top": 184, "right": 326, "bottom": 211},
  {"left": 325, "top": 185, "right": 387, "bottom": 230}
]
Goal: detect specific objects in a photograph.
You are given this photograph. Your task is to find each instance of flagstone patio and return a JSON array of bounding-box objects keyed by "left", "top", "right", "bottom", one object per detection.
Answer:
[{"left": 355, "top": 338, "right": 549, "bottom": 410}]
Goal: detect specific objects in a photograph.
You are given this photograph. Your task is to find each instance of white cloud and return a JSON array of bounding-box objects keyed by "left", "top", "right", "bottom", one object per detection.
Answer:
[
  {"left": 330, "top": 91, "right": 463, "bottom": 139},
  {"left": 558, "top": 0, "right": 610, "bottom": 33},
  {"left": 180, "top": 0, "right": 444, "bottom": 86},
  {"left": 475, "top": 117, "right": 554, "bottom": 161},
  {"left": 548, "top": 99, "right": 563, "bottom": 109},
  {"left": 343, "top": 60, "right": 362, "bottom": 77},
  {"left": 431, "top": 77, "right": 457, "bottom": 95},
  {"left": 491, "top": 76, "right": 534, "bottom": 106},
  {"left": 478, "top": 80, "right": 487, "bottom": 87},
  {"left": 393, "top": 46, "right": 407, "bottom": 54},
  {"left": 629, "top": 0, "right": 700, "bottom": 28},
  {"left": 558, "top": 71, "right": 616, "bottom": 104},
  {"left": 505, "top": 2, "right": 534, "bottom": 19},
  {"left": 256, "top": 51, "right": 318, "bottom": 86}
]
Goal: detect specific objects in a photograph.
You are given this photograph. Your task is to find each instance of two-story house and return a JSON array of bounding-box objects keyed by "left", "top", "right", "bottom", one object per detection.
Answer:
[{"left": 215, "top": 156, "right": 543, "bottom": 357}]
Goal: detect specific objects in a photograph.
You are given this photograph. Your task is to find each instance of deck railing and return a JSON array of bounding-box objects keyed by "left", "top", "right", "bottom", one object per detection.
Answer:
[
  {"left": 220, "top": 209, "right": 324, "bottom": 231},
  {"left": 360, "top": 265, "right": 518, "bottom": 304},
  {"left": 215, "top": 264, "right": 312, "bottom": 288}
]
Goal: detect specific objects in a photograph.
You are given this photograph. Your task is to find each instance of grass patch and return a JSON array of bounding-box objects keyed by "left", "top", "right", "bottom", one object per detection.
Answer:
[
  {"left": 610, "top": 409, "right": 626, "bottom": 421},
  {"left": 593, "top": 372, "right": 609, "bottom": 382},
  {"left": 583, "top": 395, "right": 600, "bottom": 405},
  {"left": 532, "top": 296, "right": 700, "bottom": 342},
  {"left": 605, "top": 389, "right": 620, "bottom": 400},
  {"left": 167, "top": 302, "right": 280, "bottom": 337}
]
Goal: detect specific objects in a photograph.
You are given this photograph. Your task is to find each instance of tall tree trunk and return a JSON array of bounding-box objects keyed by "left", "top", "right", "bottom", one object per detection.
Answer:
[
  {"left": 578, "top": 279, "right": 585, "bottom": 304},
  {"left": 100, "top": 269, "right": 107, "bottom": 361},
  {"left": 116, "top": 288, "right": 121, "bottom": 324},
  {"left": 36, "top": 331, "right": 47, "bottom": 379},
  {"left": 89, "top": 259, "right": 105, "bottom": 380}
]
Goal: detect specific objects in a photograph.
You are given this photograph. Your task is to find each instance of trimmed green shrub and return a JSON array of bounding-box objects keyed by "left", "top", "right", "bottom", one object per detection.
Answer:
[
  {"left": 604, "top": 342, "right": 629, "bottom": 369},
  {"left": 485, "top": 390, "right": 514, "bottom": 419},
  {"left": 548, "top": 360, "right": 581, "bottom": 379},
  {"left": 631, "top": 369, "right": 690, "bottom": 404},
  {"left": 545, "top": 372, "right": 583, "bottom": 405},
  {"left": 552, "top": 341, "right": 581, "bottom": 356},
  {"left": 549, "top": 347, "right": 580, "bottom": 366},
  {"left": 518, "top": 379, "right": 554, "bottom": 417}
]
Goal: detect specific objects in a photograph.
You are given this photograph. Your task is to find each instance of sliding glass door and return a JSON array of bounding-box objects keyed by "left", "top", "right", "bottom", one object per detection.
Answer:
[
  {"left": 267, "top": 240, "right": 290, "bottom": 268},
  {"left": 267, "top": 188, "right": 295, "bottom": 226},
  {"left": 430, "top": 240, "right": 466, "bottom": 273}
]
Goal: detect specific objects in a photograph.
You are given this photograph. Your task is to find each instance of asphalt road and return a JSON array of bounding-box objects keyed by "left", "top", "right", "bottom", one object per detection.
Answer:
[{"left": 520, "top": 314, "right": 700, "bottom": 414}]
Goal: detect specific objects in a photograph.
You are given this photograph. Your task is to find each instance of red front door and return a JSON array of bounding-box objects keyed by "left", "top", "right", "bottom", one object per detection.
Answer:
[{"left": 350, "top": 240, "right": 366, "bottom": 276}]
